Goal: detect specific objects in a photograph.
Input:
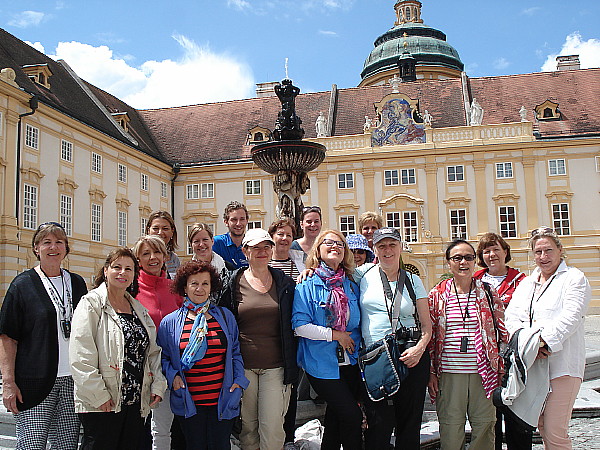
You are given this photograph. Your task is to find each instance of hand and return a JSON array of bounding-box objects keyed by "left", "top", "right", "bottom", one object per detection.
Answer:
[
  {"left": 399, "top": 346, "right": 424, "bottom": 368},
  {"left": 427, "top": 373, "right": 438, "bottom": 399},
  {"left": 229, "top": 383, "right": 242, "bottom": 392},
  {"left": 537, "top": 346, "right": 551, "bottom": 359},
  {"left": 296, "top": 268, "right": 314, "bottom": 284},
  {"left": 2, "top": 381, "right": 22, "bottom": 414},
  {"left": 149, "top": 394, "right": 162, "bottom": 407},
  {"left": 99, "top": 399, "right": 115, "bottom": 412},
  {"left": 172, "top": 375, "right": 185, "bottom": 390},
  {"left": 332, "top": 330, "right": 354, "bottom": 353}
]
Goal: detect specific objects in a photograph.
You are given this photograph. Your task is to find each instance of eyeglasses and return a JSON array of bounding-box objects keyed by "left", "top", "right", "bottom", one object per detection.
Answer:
[
  {"left": 351, "top": 249, "right": 366, "bottom": 255},
  {"left": 448, "top": 254, "right": 476, "bottom": 262},
  {"left": 321, "top": 238, "right": 344, "bottom": 248},
  {"left": 37, "top": 222, "right": 64, "bottom": 231},
  {"left": 531, "top": 226, "right": 555, "bottom": 237}
]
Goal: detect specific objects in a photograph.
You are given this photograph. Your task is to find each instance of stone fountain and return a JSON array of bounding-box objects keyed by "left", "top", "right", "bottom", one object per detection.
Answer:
[{"left": 251, "top": 79, "right": 326, "bottom": 236}]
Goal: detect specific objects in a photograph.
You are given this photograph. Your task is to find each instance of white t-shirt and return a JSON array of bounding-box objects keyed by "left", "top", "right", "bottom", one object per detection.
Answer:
[{"left": 46, "top": 271, "right": 73, "bottom": 377}]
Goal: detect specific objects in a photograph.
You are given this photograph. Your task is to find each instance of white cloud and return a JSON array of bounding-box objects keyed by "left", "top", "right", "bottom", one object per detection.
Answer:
[
  {"left": 45, "top": 35, "right": 255, "bottom": 109},
  {"left": 227, "top": 0, "right": 250, "bottom": 10},
  {"left": 318, "top": 30, "right": 338, "bottom": 37},
  {"left": 520, "top": 6, "right": 541, "bottom": 16},
  {"left": 8, "top": 11, "right": 45, "bottom": 28},
  {"left": 541, "top": 32, "right": 600, "bottom": 71},
  {"left": 493, "top": 57, "right": 510, "bottom": 70},
  {"left": 25, "top": 40, "right": 46, "bottom": 53}
]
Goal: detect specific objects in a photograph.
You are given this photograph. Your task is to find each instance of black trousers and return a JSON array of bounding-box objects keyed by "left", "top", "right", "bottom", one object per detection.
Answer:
[
  {"left": 362, "top": 352, "right": 430, "bottom": 450},
  {"left": 495, "top": 407, "right": 533, "bottom": 450},
  {"left": 306, "top": 364, "right": 363, "bottom": 450},
  {"left": 79, "top": 403, "right": 144, "bottom": 450},
  {"left": 177, "top": 405, "right": 233, "bottom": 450}
]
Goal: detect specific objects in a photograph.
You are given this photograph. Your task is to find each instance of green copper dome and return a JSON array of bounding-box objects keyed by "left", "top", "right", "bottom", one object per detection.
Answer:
[{"left": 361, "top": 22, "right": 464, "bottom": 81}]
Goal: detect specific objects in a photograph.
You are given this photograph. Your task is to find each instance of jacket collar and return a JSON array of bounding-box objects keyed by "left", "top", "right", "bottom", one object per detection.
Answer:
[{"left": 531, "top": 259, "right": 568, "bottom": 280}]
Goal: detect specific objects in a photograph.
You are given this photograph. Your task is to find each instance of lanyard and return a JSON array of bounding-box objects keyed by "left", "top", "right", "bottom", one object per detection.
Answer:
[
  {"left": 38, "top": 267, "right": 72, "bottom": 323},
  {"left": 452, "top": 278, "right": 474, "bottom": 327},
  {"left": 379, "top": 267, "right": 405, "bottom": 332},
  {"left": 529, "top": 275, "right": 555, "bottom": 326}
]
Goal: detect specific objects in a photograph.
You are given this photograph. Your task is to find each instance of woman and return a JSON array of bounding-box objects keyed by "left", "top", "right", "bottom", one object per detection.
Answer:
[
  {"left": 358, "top": 211, "right": 383, "bottom": 249},
  {"left": 291, "top": 206, "right": 322, "bottom": 259},
  {"left": 505, "top": 227, "right": 591, "bottom": 449},
  {"left": 70, "top": 247, "right": 166, "bottom": 449},
  {"left": 157, "top": 261, "right": 249, "bottom": 449},
  {"left": 473, "top": 232, "right": 527, "bottom": 450},
  {"left": 345, "top": 233, "right": 374, "bottom": 267},
  {"left": 219, "top": 228, "right": 298, "bottom": 450},
  {"left": 189, "top": 222, "right": 234, "bottom": 279},
  {"left": 268, "top": 217, "right": 305, "bottom": 279},
  {"left": 292, "top": 229, "right": 362, "bottom": 450},
  {"left": 356, "top": 228, "right": 432, "bottom": 449},
  {"left": 428, "top": 239, "right": 508, "bottom": 450},
  {"left": 133, "top": 235, "right": 183, "bottom": 450},
  {"left": 146, "top": 211, "right": 180, "bottom": 278},
  {"left": 0, "top": 222, "right": 87, "bottom": 449}
]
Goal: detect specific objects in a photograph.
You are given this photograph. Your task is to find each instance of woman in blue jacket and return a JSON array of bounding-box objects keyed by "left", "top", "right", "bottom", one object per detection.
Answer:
[
  {"left": 292, "top": 229, "right": 362, "bottom": 450},
  {"left": 157, "top": 261, "right": 249, "bottom": 449}
]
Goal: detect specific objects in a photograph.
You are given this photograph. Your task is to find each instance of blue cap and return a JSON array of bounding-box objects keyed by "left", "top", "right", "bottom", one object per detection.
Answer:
[{"left": 346, "top": 234, "right": 375, "bottom": 263}]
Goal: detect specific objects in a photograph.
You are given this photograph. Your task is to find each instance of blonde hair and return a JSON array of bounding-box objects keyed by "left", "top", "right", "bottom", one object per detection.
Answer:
[
  {"left": 529, "top": 226, "right": 565, "bottom": 258},
  {"left": 305, "top": 229, "right": 355, "bottom": 275},
  {"left": 132, "top": 235, "right": 168, "bottom": 260},
  {"left": 358, "top": 211, "right": 383, "bottom": 230}
]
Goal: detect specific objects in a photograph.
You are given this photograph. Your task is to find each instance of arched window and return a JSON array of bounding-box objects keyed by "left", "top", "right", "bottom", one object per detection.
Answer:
[{"left": 254, "top": 132, "right": 264, "bottom": 141}]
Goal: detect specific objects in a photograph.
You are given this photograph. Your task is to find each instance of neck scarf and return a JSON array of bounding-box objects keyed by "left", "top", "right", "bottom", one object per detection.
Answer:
[
  {"left": 314, "top": 261, "right": 349, "bottom": 331},
  {"left": 180, "top": 296, "right": 211, "bottom": 371}
]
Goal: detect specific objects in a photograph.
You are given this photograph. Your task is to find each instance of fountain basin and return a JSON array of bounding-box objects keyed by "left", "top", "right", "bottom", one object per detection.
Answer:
[{"left": 251, "top": 140, "right": 326, "bottom": 175}]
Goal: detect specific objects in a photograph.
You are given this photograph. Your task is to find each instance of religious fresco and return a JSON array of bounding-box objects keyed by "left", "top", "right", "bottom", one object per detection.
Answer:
[{"left": 371, "top": 97, "right": 426, "bottom": 146}]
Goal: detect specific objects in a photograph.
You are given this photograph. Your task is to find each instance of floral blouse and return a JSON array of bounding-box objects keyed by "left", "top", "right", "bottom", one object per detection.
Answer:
[{"left": 117, "top": 310, "right": 150, "bottom": 405}]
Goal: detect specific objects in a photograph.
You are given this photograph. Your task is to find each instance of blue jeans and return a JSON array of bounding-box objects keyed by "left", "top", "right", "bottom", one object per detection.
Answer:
[{"left": 177, "top": 405, "right": 233, "bottom": 450}]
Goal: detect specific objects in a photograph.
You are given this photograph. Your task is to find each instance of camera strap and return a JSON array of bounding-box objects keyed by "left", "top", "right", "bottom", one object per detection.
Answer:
[{"left": 379, "top": 268, "right": 406, "bottom": 333}]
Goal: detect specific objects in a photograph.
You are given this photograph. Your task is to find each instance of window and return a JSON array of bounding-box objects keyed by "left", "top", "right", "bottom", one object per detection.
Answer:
[
  {"left": 499, "top": 206, "right": 517, "bottom": 238},
  {"left": 552, "top": 203, "right": 570, "bottom": 235},
  {"left": 247, "top": 221, "right": 262, "bottom": 230},
  {"left": 0, "top": 111, "right": 3, "bottom": 136},
  {"left": 338, "top": 173, "right": 354, "bottom": 189},
  {"left": 386, "top": 212, "right": 401, "bottom": 228},
  {"left": 401, "top": 168, "right": 416, "bottom": 185},
  {"left": 548, "top": 159, "right": 566, "bottom": 176},
  {"left": 118, "top": 211, "right": 127, "bottom": 246},
  {"left": 141, "top": 217, "right": 148, "bottom": 237},
  {"left": 403, "top": 211, "right": 418, "bottom": 242},
  {"left": 60, "top": 194, "right": 72, "bottom": 236},
  {"left": 25, "top": 124, "right": 39, "bottom": 149},
  {"left": 384, "top": 170, "right": 399, "bottom": 186},
  {"left": 339, "top": 216, "right": 356, "bottom": 236},
  {"left": 91, "top": 204, "right": 102, "bottom": 242},
  {"left": 450, "top": 209, "right": 467, "bottom": 239},
  {"left": 61, "top": 140, "right": 73, "bottom": 162},
  {"left": 496, "top": 162, "right": 513, "bottom": 179},
  {"left": 118, "top": 164, "right": 127, "bottom": 183},
  {"left": 23, "top": 184, "right": 38, "bottom": 229},
  {"left": 161, "top": 182, "right": 168, "bottom": 198},
  {"left": 447, "top": 165, "right": 464, "bottom": 182},
  {"left": 141, "top": 173, "right": 149, "bottom": 191},
  {"left": 246, "top": 180, "right": 261, "bottom": 195},
  {"left": 186, "top": 184, "right": 200, "bottom": 200},
  {"left": 91, "top": 152, "right": 102, "bottom": 173},
  {"left": 201, "top": 183, "right": 214, "bottom": 199}
]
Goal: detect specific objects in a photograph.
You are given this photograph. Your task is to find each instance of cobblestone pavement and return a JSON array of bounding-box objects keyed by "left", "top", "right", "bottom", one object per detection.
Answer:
[{"left": 531, "top": 417, "right": 600, "bottom": 449}]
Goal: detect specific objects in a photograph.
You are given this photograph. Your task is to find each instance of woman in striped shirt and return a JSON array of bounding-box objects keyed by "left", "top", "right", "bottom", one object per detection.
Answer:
[
  {"left": 428, "top": 239, "right": 508, "bottom": 450},
  {"left": 157, "top": 261, "right": 249, "bottom": 449}
]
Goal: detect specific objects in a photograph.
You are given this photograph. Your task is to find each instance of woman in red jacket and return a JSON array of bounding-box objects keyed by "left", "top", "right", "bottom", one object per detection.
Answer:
[
  {"left": 473, "top": 232, "right": 527, "bottom": 450},
  {"left": 133, "top": 235, "right": 182, "bottom": 450}
]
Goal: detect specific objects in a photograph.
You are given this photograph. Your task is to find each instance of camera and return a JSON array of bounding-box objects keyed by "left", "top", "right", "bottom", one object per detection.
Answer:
[
  {"left": 395, "top": 326, "right": 421, "bottom": 350},
  {"left": 61, "top": 319, "right": 71, "bottom": 339}
]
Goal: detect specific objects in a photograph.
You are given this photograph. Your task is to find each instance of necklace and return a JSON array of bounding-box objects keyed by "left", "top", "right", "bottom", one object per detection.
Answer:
[{"left": 452, "top": 278, "right": 474, "bottom": 353}]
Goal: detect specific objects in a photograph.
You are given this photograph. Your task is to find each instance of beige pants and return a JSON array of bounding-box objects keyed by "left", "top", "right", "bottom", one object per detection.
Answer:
[
  {"left": 240, "top": 367, "right": 291, "bottom": 450},
  {"left": 436, "top": 372, "right": 496, "bottom": 450},
  {"left": 539, "top": 375, "right": 581, "bottom": 450}
]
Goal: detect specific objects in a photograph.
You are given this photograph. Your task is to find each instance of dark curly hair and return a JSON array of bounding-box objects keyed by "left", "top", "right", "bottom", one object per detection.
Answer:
[{"left": 171, "top": 260, "right": 222, "bottom": 297}]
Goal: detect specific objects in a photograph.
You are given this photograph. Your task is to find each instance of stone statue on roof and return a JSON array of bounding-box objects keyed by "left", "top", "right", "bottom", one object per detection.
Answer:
[
  {"left": 363, "top": 116, "right": 373, "bottom": 133},
  {"left": 389, "top": 74, "right": 401, "bottom": 93},
  {"left": 315, "top": 111, "right": 327, "bottom": 137},
  {"left": 470, "top": 98, "right": 484, "bottom": 126},
  {"left": 422, "top": 110, "right": 433, "bottom": 128},
  {"left": 519, "top": 106, "right": 527, "bottom": 122}
]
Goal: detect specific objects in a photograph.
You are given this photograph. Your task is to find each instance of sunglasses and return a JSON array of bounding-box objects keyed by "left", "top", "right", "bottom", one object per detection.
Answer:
[
  {"left": 531, "top": 226, "right": 555, "bottom": 237},
  {"left": 448, "top": 254, "right": 476, "bottom": 262},
  {"left": 302, "top": 206, "right": 321, "bottom": 213},
  {"left": 37, "top": 221, "right": 64, "bottom": 231},
  {"left": 321, "top": 238, "right": 344, "bottom": 248}
]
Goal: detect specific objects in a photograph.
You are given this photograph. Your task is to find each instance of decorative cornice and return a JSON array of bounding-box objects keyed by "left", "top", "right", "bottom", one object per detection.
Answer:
[
  {"left": 333, "top": 203, "right": 360, "bottom": 211},
  {"left": 182, "top": 211, "right": 219, "bottom": 221},
  {"left": 545, "top": 190, "right": 574, "bottom": 200},
  {"left": 115, "top": 195, "right": 131, "bottom": 209},
  {"left": 492, "top": 193, "right": 520, "bottom": 202},
  {"left": 57, "top": 176, "right": 79, "bottom": 192},
  {"left": 88, "top": 187, "right": 107, "bottom": 202},
  {"left": 20, "top": 165, "right": 44, "bottom": 183},
  {"left": 379, "top": 193, "right": 425, "bottom": 208},
  {"left": 443, "top": 196, "right": 471, "bottom": 205}
]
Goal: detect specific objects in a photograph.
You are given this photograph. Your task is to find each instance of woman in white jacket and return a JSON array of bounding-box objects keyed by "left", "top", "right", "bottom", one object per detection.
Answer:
[
  {"left": 505, "top": 227, "right": 591, "bottom": 449},
  {"left": 70, "top": 247, "right": 166, "bottom": 450}
]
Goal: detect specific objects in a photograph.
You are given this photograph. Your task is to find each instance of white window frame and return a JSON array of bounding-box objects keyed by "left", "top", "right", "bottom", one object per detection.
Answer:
[
  {"left": 23, "top": 184, "right": 38, "bottom": 230},
  {"left": 245, "top": 179, "right": 261, "bottom": 195},
  {"left": 161, "top": 182, "right": 168, "bottom": 198},
  {"left": 339, "top": 215, "right": 356, "bottom": 236},
  {"left": 0, "top": 111, "right": 3, "bottom": 136},
  {"left": 61, "top": 140, "right": 73, "bottom": 162},
  {"left": 548, "top": 159, "right": 566, "bottom": 176},
  {"left": 201, "top": 183, "right": 214, "bottom": 199},
  {"left": 384, "top": 169, "right": 399, "bottom": 186},
  {"left": 91, "top": 203, "right": 102, "bottom": 242},
  {"left": 401, "top": 168, "right": 416, "bottom": 185},
  {"left": 498, "top": 206, "right": 517, "bottom": 238},
  {"left": 595, "top": 156, "right": 600, "bottom": 173},
  {"left": 25, "top": 124, "right": 39, "bottom": 149},
  {"left": 403, "top": 211, "right": 418, "bottom": 242},
  {"left": 60, "top": 194, "right": 73, "bottom": 236},
  {"left": 449, "top": 208, "right": 467, "bottom": 239},
  {"left": 118, "top": 163, "right": 127, "bottom": 183},
  {"left": 552, "top": 203, "right": 570, "bottom": 235},
  {"left": 91, "top": 152, "right": 102, "bottom": 173},
  {"left": 247, "top": 221, "right": 262, "bottom": 230},
  {"left": 141, "top": 173, "right": 149, "bottom": 191},
  {"left": 447, "top": 165, "right": 464, "bottom": 182},
  {"left": 186, "top": 184, "right": 200, "bottom": 200},
  {"left": 141, "top": 217, "right": 148, "bottom": 238},
  {"left": 386, "top": 212, "right": 401, "bottom": 229},
  {"left": 337, "top": 173, "right": 354, "bottom": 189},
  {"left": 118, "top": 211, "right": 127, "bottom": 246},
  {"left": 495, "top": 162, "right": 513, "bottom": 179}
]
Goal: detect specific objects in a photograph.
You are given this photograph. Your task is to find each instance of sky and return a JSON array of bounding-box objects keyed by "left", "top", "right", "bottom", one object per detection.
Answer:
[{"left": 2, "top": 0, "right": 600, "bottom": 110}]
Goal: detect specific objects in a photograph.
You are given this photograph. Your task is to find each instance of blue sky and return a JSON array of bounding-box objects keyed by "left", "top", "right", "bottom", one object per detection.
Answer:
[{"left": 2, "top": 0, "right": 600, "bottom": 109}]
